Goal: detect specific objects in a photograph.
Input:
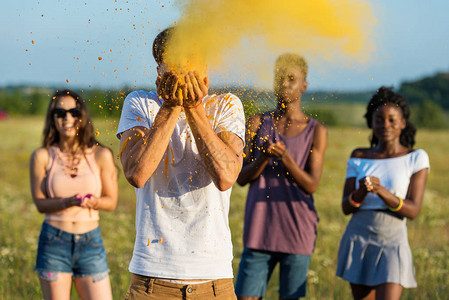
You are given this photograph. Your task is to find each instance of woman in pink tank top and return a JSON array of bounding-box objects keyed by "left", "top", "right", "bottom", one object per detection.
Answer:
[{"left": 30, "top": 89, "right": 118, "bottom": 300}]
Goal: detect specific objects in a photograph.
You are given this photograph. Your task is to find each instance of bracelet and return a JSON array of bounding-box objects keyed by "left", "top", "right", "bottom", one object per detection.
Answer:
[
  {"left": 389, "top": 196, "right": 404, "bottom": 212},
  {"left": 184, "top": 101, "right": 202, "bottom": 109},
  {"left": 60, "top": 197, "right": 67, "bottom": 209},
  {"left": 348, "top": 191, "right": 362, "bottom": 208}
]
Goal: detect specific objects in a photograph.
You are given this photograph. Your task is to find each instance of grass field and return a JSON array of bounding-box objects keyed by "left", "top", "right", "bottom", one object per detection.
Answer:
[{"left": 1, "top": 116, "right": 448, "bottom": 299}]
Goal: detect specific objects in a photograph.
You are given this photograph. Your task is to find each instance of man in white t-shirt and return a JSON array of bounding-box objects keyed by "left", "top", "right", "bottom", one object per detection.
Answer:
[{"left": 117, "top": 27, "right": 245, "bottom": 299}]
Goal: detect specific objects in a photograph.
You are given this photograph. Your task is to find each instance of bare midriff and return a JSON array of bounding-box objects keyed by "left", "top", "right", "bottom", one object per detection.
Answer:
[{"left": 46, "top": 219, "right": 99, "bottom": 234}]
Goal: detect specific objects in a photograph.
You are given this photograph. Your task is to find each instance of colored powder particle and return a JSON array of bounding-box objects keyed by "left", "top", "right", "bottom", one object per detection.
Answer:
[
  {"left": 159, "top": 238, "right": 163, "bottom": 243},
  {"left": 147, "top": 238, "right": 151, "bottom": 246},
  {"left": 117, "top": 137, "right": 130, "bottom": 158},
  {"left": 98, "top": 57, "right": 103, "bottom": 60},
  {"left": 32, "top": 40, "right": 34, "bottom": 44},
  {"left": 95, "top": 131, "right": 100, "bottom": 136},
  {"left": 170, "top": 147, "right": 175, "bottom": 164},
  {"left": 66, "top": 79, "right": 69, "bottom": 83}
]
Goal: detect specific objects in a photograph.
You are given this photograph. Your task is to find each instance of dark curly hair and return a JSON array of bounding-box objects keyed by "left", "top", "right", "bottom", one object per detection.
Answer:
[
  {"left": 364, "top": 86, "right": 416, "bottom": 148},
  {"left": 43, "top": 89, "right": 99, "bottom": 151}
]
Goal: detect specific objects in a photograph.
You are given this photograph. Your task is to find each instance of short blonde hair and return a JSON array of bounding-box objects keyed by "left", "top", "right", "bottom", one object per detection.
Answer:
[{"left": 275, "top": 53, "right": 308, "bottom": 79}]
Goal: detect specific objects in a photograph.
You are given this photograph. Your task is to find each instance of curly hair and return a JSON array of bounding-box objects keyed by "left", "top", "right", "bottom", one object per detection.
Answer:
[
  {"left": 43, "top": 89, "right": 99, "bottom": 151},
  {"left": 364, "top": 86, "right": 416, "bottom": 148}
]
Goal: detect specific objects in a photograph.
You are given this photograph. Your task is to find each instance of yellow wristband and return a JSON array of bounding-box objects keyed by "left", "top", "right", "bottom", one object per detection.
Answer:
[{"left": 389, "top": 196, "right": 404, "bottom": 212}]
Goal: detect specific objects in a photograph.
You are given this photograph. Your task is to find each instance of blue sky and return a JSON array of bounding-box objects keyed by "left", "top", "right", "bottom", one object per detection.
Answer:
[{"left": 1, "top": 0, "right": 448, "bottom": 91}]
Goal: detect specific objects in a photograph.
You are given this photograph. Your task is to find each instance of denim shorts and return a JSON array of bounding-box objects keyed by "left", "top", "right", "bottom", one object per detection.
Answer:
[
  {"left": 35, "top": 222, "right": 109, "bottom": 281},
  {"left": 235, "top": 248, "right": 311, "bottom": 299}
]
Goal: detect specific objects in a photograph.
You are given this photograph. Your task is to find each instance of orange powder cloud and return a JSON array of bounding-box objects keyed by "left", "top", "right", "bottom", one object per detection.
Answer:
[{"left": 165, "top": 0, "right": 376, "bottom": 73}]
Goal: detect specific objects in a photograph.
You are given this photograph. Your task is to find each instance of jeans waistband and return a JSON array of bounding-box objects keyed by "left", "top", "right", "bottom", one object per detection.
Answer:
[{"left": 42, "top": 221, "right": 101, "bottom": 242}]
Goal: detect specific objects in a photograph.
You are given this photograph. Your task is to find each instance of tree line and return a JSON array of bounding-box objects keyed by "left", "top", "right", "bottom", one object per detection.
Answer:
[{"left": 1, "top": 72, "right": 448, "bottom": 128}]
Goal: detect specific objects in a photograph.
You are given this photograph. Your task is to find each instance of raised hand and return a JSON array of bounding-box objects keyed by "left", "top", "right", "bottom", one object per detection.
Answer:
[
  {"left": 80, "top": 194, "right": 101, "bottom": 210},
  {"left": 262, "top": 140, "right": 287, "bottom": 159},
  {"left": 359, "top": 176, "right": 381, "bottom": 193},
  {"left": 156, "top": 71, "right": 184, "bottom": 107},
  {"left": 183, "top": 71, "right": 209, "bottom": 109}
]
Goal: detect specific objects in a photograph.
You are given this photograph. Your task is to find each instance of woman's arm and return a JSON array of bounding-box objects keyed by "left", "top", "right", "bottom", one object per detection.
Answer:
[
  {"left": 280, "top": 123, "right": 327, "bottom": 194},
  {"left": 341, "top": 177, "right": 370, "bottom": 215},
  {"left": 29, "top": 148, "right": 81, "bottom": 213},
  {"left": 83, "top": 147, "right": 118, "bottom": 211},
  {"left": 372, "top": 168, "right": 428, "bottom": 220}
]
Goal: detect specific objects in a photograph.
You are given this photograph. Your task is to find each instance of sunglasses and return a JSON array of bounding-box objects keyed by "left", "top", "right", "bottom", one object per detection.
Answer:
[{"left": 53, "top": 107, "right": 82, "bottom": 119}]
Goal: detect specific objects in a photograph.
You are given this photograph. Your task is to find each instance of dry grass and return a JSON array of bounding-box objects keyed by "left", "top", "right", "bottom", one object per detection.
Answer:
[{"left": 0, "top": 116, "right": 448, "bottom": 299}]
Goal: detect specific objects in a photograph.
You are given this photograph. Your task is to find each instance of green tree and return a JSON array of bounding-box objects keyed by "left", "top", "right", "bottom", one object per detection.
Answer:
[{"left": 412, "top": 100, "right": 447, "bottom": 129}]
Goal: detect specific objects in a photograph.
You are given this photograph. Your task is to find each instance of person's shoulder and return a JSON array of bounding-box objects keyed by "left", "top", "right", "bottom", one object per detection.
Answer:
[
  {"left": 30, "top": 147, "right": 50, "bottom": 165},
  {"left": 93, "top": 145, "right": 114, "bottom": 164},
  {"left": 125, "top": 90, "right": 159, "bottom": 103},
  {"left": 311, "top": 118, "right": 327, "bottom": 134},
  {"left": 350, "top": 148, "right": 371, "bottom": 158},
  {"left": 411, "top": 148, "right": 428, "bottom": 156},
  {"left": 210, "top": 93, "right": 242, "bottom": 105},
  {"left": 246, "top": 113, "right": 264, "bottom": 131},
  {"left": 410, "top": 148, "right": 429, "bottom": 161}
]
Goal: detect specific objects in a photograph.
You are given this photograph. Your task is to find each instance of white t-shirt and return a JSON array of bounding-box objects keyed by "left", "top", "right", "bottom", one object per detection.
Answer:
[
  {"left": 117, "top": 90, "right": 245, "bottom": 279},
  {"left": 345, "top": 149, "right": 430, "bottom": 210}
]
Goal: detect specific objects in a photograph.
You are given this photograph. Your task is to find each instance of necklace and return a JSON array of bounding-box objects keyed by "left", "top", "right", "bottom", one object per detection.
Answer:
[{"left": 57, "top": 149, "right": 82, "bottom": 178}]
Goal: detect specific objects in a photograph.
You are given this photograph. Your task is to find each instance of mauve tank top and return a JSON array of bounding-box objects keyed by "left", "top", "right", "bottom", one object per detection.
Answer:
[
  {"left": 45, "top": 146, "right": 101, "bottom": 222},
  {"left": 243, "top": 113, "right": 319, "bottom": 255}
]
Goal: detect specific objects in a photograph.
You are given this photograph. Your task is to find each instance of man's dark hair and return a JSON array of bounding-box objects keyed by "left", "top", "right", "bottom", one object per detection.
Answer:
[{"left": 152, "top": 27, "right": 174, "bottom": 65}]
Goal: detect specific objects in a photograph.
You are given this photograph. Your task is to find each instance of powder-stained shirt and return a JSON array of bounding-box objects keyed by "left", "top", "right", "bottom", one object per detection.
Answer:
[{"left": 117, "top": 90, "right": 245, "bottom": 279}]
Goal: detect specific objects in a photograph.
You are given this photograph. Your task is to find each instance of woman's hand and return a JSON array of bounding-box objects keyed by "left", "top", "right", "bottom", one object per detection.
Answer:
[
  {"left": 80, "top": 194, "right": 101, "bottom": 210},
  {"left": 358, "top": 176, "right": 381, "bottom": 193},
  {"left": 262, "top": 140, "right": 286, "bottom": 159}
]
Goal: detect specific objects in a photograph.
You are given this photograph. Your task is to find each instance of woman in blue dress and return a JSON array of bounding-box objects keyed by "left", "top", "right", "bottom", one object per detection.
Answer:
[{"left": 336, "top": 87, "right": 430, "bottom": 300}]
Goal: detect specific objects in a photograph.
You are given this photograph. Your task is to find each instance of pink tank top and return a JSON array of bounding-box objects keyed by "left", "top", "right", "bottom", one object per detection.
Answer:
[{"left": 45, "top": 145, "right": 102, "bottom": 222}]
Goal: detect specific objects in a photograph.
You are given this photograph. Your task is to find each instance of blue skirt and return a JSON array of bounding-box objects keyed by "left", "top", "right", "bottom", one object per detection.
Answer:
[{"left": 336, "top": 210, "right": 416, "bottom": 288}]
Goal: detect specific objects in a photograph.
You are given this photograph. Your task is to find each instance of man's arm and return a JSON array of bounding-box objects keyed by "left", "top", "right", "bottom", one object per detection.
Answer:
[
  {"left": 185, "top": 105, "right": 244, "bottom": 191},
  {"left": 119, "top": 72, "right": 183, "bottom": 188},
  {"left": 183, "top": 71, "right": 244, "bottom": 191}
]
